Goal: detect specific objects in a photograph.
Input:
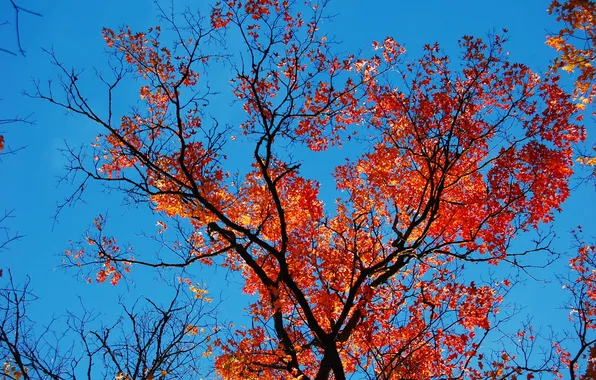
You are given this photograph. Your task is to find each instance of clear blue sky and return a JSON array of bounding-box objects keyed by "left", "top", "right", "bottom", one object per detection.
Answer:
[{"left": 1, "top": 0, "right": 595, "bottom": 375}]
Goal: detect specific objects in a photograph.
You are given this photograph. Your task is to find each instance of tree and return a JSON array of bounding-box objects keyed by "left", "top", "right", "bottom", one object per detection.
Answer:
[
  {"left": 557, "top": 230, "right": 596, "bottom": 380},
  {"left": 2, "top": 0, "right": 589, "bottom": 378},
  {"left": 0, "top": 272, "right": 220, "bottom": 379},
  {"left": 547, "top": 0, "right": 596, "bottom": 179},
  {"left": 548, "top": 0, "right": 596, "bottom": 104}
]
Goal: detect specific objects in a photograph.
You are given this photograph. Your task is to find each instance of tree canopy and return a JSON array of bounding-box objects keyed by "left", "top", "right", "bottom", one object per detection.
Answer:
[{"left": 1, "top": 0, "right": 596, "bottom": 379}]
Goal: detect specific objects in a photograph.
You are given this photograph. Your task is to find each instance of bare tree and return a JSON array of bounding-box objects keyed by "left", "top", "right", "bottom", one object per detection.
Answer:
[{"left": 0, "top": 272, "right": 221, "bottom": 379}]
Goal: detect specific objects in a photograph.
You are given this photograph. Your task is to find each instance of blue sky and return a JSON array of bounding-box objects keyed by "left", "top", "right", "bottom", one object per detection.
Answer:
[{"left": 1, "top": 0, "right": 595, "bottom": 375}]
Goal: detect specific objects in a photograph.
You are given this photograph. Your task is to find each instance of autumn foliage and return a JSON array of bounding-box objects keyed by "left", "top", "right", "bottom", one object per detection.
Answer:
[
  {"left": 548, "top": 0, "right": 596, "bottom": 174},
  {"left": 9, "top": 0, "right": 592, "bottom": 378},
  {"left": 548, "top": 0, "right": 596, "bottom": 104},
  {"left": 560, "top": 230, "right": 596, "bottom": 379}
]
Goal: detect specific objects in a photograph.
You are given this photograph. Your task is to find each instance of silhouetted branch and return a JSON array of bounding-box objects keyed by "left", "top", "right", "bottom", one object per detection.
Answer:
[
  {"left": 0, "top": 272, "right": 220, "bottom": 379},
  {"left": 0, "top": 0, "right": 42, "bottom": 56},
  {"left": 0, "top": 210, "right": 23, "bottom": 253}
]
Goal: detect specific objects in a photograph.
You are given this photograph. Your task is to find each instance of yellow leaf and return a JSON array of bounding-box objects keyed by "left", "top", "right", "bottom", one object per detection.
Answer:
[{"left": 562, "top": 63, "right": 575, "bottom": 73}]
